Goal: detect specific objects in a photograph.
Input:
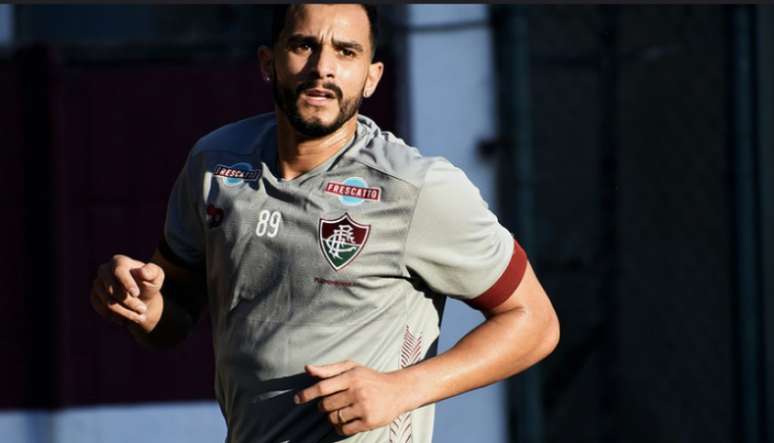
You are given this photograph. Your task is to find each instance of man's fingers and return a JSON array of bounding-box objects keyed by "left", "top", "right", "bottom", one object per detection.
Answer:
[
  {"left": 305, "top": 360, "right": 358, "bottom": 379},
  {"left": 120, "top": 294, "right": 148, "bottom": 315},
  {"left": 338, "top": 419, "right": 366, "bottom": 437},
  {"left": 112, "top": 262, "right": 141, "bottom": 298},
  {"left": 91, "top": 286, "right": 118, "bottom": 323},
  {"left": 99, "top": 260, "right": 139, "bottom": 300},
  {"left": 95, "top": 270, "right": 147, "bottom": 315},
  {"left": 296, "top": 360, "right": 360, "bottom": 403},
  {"left": 107, "top": 298, "right": 146, "bottom": 324},
  {"left": 91, "top": 255, "right": 152, "bottom": 324},
  {"left": 91, "top": 291, "right": 127, "bottom": 326},
  {"left": 97, "top": 264, "right": 120, "bottom": 298},
  {"left": 130, "top": 263, "right": 164, "bottom": 293},
  {"left": 91, "top": 283, "right": 146, "bottom": 324},
  {"left": 329, "top": 405, "right": 359, "bottom": 425},
  {"left": 295, "top": 373, "right": 351, "bottom": 404},
  {"left": 318, "top": 391, "right": 352, "bottom": 413}
]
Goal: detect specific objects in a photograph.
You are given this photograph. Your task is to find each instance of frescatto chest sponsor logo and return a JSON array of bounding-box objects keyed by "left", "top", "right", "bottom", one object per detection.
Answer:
[
  {"left": 324, "top": 177, "right": 381, "bottom": 206},
  {"left": 214, "top": 162, "right": 261, "bottom": 187}
]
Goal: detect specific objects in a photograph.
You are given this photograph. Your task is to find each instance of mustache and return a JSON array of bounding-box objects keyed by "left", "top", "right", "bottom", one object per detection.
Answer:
[{"left": 295, "top": 80, "right": 343, "bottom": 101}]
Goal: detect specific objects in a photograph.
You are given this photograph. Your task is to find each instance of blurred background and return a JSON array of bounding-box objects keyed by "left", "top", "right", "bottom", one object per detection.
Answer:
[{"left": 1, "top": 4, "right": 773, "bottom": 443}]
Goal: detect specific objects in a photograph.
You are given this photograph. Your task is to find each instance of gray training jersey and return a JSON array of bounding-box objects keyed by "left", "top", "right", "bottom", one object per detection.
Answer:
[{"left": 162, "top": 113, "right": 527, "bottom": 443}]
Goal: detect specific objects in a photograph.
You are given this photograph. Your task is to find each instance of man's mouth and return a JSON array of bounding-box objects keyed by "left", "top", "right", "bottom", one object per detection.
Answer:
[
  {"left": 303, "top": 88, "right": 336, "bottom": 99},
  {"left": 300, "top": 88, "right": 337, "bottom": 107}
]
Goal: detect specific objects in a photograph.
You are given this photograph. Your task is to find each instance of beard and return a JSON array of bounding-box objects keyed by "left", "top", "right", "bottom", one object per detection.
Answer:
[{"left": 272, "top": 73, "right": 363, "bottom": 138}]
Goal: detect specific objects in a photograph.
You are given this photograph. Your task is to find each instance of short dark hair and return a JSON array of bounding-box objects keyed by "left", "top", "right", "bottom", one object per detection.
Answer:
[{"left": 270, "top": 4, "right": 380, "bottom": 59}]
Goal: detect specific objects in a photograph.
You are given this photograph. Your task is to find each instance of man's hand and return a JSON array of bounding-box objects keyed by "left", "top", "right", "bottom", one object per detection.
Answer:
[
  {"left": 90, "top": 254, "right": 164, "bottom": 333},
  {"left": 294, "top": 360, "right": 410, "bottom": 437}
]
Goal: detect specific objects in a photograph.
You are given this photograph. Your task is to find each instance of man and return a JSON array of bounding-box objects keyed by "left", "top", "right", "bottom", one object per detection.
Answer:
[{"left": 90, "top": 4, "right": 559, "bottom": 443}]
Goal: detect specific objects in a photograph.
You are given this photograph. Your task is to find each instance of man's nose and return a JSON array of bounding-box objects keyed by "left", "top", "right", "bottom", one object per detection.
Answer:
[{"left": 310, "top": 46, "right": 336, "bottom": 79}]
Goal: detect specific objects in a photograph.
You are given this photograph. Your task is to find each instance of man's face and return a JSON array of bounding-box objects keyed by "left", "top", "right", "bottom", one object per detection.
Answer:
[{"left": 267, "top": 4, "right": 381, "bottom": 138}]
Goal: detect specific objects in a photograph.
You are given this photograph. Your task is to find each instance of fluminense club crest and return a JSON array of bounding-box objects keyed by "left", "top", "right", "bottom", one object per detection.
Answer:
[{"left": 318, "top": 213, "right": 370, "bottom": 271}]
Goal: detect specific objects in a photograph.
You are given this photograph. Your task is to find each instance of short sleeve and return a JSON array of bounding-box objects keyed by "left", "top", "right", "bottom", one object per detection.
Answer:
[
  {"left": 161, "top": 151, "right": 206, "bottom": 269},
  {"left": 404, "top": 160, "right": 527, "bottom": 310}
]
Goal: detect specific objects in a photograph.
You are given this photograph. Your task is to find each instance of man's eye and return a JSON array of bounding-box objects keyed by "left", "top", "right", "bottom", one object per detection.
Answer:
[
  {"left": 340, "top": 48, "right": 355, "bottom": 57},
  {"left": 292, "top": 43, "right": 311, "bottom": 52}
]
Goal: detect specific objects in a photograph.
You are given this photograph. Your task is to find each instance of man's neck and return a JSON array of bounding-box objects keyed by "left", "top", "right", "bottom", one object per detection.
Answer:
[{"left": 275, "top": 111, "right": 359, "bottom": 181}]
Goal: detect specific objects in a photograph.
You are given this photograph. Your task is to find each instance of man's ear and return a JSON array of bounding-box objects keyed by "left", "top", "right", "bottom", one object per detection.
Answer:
[
  {"left": 258, "top": 45, "right": 274, "bottom": 82},
  {"left": 363, "top": 61, "right": 384, "bottom": 98}
]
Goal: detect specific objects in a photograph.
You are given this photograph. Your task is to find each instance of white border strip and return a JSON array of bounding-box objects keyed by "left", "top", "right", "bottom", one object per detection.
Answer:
[{"left": 0, "top": 402, "right": 226, "bottom": 443}]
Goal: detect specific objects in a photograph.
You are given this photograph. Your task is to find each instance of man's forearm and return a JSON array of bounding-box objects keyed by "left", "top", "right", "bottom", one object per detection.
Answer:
[
  {"left": 126, "top": 250, "right": 206, "bottom": 349},
  {"left": 128, "top": 291, "right": 196, "bottom": 349},
  {"left": 395, "top": 305, "right": 559, "bottom": 412}
]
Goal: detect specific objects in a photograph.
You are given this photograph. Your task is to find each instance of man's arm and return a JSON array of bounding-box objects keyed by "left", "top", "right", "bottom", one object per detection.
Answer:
[
  {"left": 90, "top": 248, "right": 207, "bottom": 349},
  {"left": 397, "top": 261, "right": 558, "bottom": 405},
  {"left": 295, "top": 261, "right": 559, "bottom": 436}
]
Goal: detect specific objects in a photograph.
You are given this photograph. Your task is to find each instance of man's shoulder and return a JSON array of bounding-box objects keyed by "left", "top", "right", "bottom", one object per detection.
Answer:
[
  {"left": 352, "top": 115, "right": 450, "bottom": 189},
  {"left": 190, "top": 112, "right": 275, "bottom": 158}
]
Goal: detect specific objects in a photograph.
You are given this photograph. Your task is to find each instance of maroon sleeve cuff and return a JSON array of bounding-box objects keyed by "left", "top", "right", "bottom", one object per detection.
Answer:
[{"left": 466, "top": 239, "right": 528, "bottom": 311}]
